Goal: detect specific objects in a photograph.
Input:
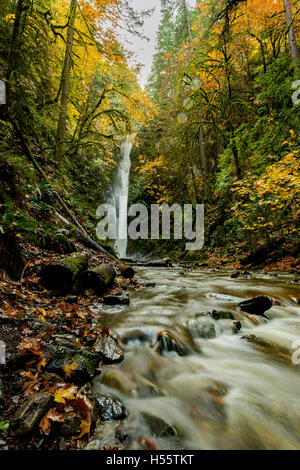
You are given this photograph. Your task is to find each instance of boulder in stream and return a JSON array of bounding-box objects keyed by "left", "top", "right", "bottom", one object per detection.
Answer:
[
  {"left": 95, "top": 394, "right": 127, "bottom": 421},
  {"left": 103, "top": 293, "right": 130, "bottom": 306},
  {"left": 100, "top": 368, "right": 137, "bottom": 396},
  {"left": 140, "top": 412, "right": 177, "bottom": 439},
  {"left": 154, "top": 331, "right": 185, "bottom": 356},
  {"left": 238, "top": 296, "right": 273, "bottom": 318},
  {"left": 196, "top": 310, "right": 235, "bottom": 321},
  {"left": 93, "top": 332, "right": 124, "bottom": 364}
]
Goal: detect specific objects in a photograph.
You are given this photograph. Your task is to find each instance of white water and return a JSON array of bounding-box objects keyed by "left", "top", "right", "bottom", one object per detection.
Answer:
[
  {"left": 112, "top": 134, "right": 135, "bottom": 259},
  {"left": 92, "top": 267, "right": 300, "bottom": 450}
]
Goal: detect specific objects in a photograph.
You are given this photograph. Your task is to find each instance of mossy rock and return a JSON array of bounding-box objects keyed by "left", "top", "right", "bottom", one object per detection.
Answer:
[{"left": 43, "top": 345, "right": 101, "bottom": 385}]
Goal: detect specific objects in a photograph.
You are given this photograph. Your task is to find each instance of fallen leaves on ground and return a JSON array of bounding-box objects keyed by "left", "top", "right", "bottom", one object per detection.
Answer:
[
  {"left": 20, "top": 370, "right": 40, "bottom": 396},
  {"left": 40, "top": 408, "right": 65, "bottom": 435}
]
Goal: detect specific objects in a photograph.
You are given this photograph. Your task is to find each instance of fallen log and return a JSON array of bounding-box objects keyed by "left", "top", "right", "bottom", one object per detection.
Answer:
[
  {"left": 40, "top": 253, "right": 88, "bottom": 292},
  {"left": 77, "top": 263, "right": 116, "bottom": 295}
]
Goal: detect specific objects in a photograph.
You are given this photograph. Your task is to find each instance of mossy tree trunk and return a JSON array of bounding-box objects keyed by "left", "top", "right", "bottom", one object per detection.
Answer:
[
  {"left": 77, "top": 263, "right": 116, "bottom": 295},
  {"left": 40, "top": 253, "right": 88, "bottom": 292}
]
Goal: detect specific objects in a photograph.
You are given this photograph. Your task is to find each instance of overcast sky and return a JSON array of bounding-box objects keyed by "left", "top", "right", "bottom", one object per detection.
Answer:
[{"left": 121, "top": 0, "right": 196, "bottom": 88}]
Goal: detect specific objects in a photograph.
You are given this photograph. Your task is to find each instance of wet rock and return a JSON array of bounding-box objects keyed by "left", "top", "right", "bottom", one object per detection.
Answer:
[
  {"left": 53, "top": 334, "right": 80, "bottom": 349},
  {"left": 85, "top": 421, "right": 124, "bottom": 450},
  {"left": 232, "top": 321, "right": 242, "bottom": 334},
  {"left": 211, "top": 310, "right": 235, "bottom": 320},
  {"left": 231, "top": 270, "right": 251, "bottom": 279},
  {"left": 101, "top": 368, "right": 137, "bottom": 396},
  {"left": 241, "top": 335, "right": 291, "bottom": 363},
  {"left": 10, "top": 392, "right": 53, "bottom": 437},
  {"left": 154, "top": 331, "right": 185, "bottom": 356},
  {"left": 122, "top": 329, "right": 152, "bottom": 344},
  {"left": 93, "top": 333, "right": 124, "bottom": 364},
  {"left": 43, "top": 345, "right": 100, "bottom": 385},
  {"left": 231, "top": 271, "right": 241, "bottom": 279},
  {"left": 60, "top": 412, "right": 81, "bottom": 437},
  {"left": 238, "top": 296, "right": 273, "bottom": 317},
  {"left": 103, "top": 294, "right": 130, "bottom": 306},
  {"left": 140, "top": 412, "right": 177, "bottom": 438},
  {"left": 196, "top": 310, "right": 234, "bottom": 321},
  {"left": 137, "top": 377, "right": 163, "bottom": 398},
  {"left": 188, "top": 318, "right": 216, "bottom": 339},
  {"left": 144, "top": 282, "right": 156, "bottom": 288},
  {"left": 95, "top": 394, "right": 127, "bottom": 421}
]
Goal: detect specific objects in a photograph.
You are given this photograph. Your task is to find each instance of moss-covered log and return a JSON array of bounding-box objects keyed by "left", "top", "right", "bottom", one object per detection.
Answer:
[
  {"left": 119, "top": 264, "right": 135, "bottom": 279},
  {"left": 77, "top": 263, "right": 116, "bottom": 295},
  {"left": 40, "top": 253, "right": 88, "bottom": 292}
]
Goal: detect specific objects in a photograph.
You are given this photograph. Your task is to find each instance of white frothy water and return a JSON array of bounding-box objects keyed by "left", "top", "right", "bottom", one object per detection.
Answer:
[
  {"left": 112, "top": 134, "right": 135, "bottom": 259},
  {"left": 93, "top": 268, "right": 300, "bottom": 450}
]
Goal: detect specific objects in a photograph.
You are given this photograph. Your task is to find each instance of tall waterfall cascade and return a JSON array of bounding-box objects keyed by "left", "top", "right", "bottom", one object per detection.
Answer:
[{"left": 112, "top": 134, "right": 135, "bottom": 259}]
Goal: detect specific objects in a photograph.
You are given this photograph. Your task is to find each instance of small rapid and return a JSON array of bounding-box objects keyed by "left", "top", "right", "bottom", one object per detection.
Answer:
[{"left": 93, "top": 267, "right": 300, "bottom": 450}]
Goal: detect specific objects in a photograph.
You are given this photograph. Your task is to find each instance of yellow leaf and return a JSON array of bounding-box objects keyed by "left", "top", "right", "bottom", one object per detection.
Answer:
[
  {"left": 62, "top": 360, "right": 80, "bottom": 378},
  {"left": 54, "top": 385, "right": 78, "bottom": 404},
  {"left": 76, "top": 419, "right": 91, "bottom": 439}
]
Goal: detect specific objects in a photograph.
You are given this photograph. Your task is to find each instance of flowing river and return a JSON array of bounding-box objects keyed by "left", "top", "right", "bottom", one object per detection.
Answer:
[{"left": 92, "top": 266, "right": 300, "bottom": 450}]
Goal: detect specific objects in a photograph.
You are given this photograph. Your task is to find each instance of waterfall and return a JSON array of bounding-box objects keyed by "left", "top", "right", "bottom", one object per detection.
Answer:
[{"left": 112, "top": 134, "right": 135, "bottom": 259}]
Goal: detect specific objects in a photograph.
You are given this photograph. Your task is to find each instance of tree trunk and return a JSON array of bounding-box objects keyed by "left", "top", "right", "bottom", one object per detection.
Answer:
[
  {"left": 283, "top": 0, "right": 300, "bottom": 73},
  {"left": 182, "top": 0, "right": 192, "bottom": 40},
  {"left": 0, "top": 231, "right": 26, "bottom": 281},
  {"left": 77, "top": 263, "right": 116, "bottom": 295},
  {"left": 199, "top": 126, "right": 210, "bottom": 200},
  {"left": 56, "top": 0, "right": 77, "bottom": 163},
  {"left": 40, "top": 253, "right": 88, "bottom": 292},
  {"left": 2, "top": 0, "right": 25, "bottom": 117}
]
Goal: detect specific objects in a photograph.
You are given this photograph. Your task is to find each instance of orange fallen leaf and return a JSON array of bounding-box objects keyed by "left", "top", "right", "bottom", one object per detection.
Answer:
[
  {"left": 40, "top": 408, "right": 65, "bottom": 435},
  {"left": 20, "top": 370, "right": 40, "bottom": 396}
]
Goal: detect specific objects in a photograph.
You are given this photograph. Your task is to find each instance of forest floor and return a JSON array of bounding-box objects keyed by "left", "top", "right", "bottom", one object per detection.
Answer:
[{"left": 0, "top": 239, "right": 141, "bottom": 450}]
